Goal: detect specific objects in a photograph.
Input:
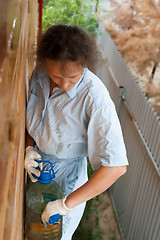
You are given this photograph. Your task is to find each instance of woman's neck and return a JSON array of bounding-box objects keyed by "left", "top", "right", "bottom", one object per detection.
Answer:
[{"left": 50, "top": 78, "right": 58, "bottom": 96}]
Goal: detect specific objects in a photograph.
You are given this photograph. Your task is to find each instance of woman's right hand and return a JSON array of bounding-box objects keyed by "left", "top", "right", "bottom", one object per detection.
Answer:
[{"left": 24, "top": 146, "right": 42, "bottom": 182}]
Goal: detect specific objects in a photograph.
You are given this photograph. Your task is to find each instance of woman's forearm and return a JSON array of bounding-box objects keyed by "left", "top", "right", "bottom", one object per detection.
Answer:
[
  {"left": 25, "top": 130, "right": 35, "bottom": 148},
  {"left": 65, "top": 165, "right": 126, "bottom": 209}
]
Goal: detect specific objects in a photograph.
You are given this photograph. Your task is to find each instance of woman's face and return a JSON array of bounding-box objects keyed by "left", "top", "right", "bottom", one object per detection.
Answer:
[{"left": 45, "top": 59, "right": 84, "bottom": 91}]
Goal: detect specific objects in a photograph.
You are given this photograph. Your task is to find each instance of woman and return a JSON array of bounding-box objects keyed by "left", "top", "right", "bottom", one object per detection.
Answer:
[{"left": 25, "top": 24, "right": 128, "bottom": 240}]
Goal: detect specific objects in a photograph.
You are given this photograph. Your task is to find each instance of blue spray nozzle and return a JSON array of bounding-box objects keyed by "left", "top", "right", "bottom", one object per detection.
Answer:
[{"left": 33, "top": 160, "right": 55, "bottom": 184}]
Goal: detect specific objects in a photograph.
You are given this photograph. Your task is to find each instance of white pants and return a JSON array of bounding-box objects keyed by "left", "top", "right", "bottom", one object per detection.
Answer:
[
  {"left": 36, "top": 148, "right": 88, "bottom": 240},
  {"left": 61, "top": 202, "right": 86, "bottom": 240}
]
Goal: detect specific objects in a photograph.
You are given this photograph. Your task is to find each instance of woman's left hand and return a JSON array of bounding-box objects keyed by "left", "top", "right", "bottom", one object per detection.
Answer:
[{"left": 41, "top": 196, "right": 72, "bottom": 227}]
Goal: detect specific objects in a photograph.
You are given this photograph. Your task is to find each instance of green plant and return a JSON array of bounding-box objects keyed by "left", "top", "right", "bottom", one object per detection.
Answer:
[
  {"left": 42, "top": 0, "right": 99, "bottom": 36},
  {"left": 115, "top": 209, "right": 125, "bottom": 221},
  {"left": 111, "top": 237, "right": 118, "bottom": 240},
  {"left": 73, "top": 225, "right": 104, "bottom": 240}
]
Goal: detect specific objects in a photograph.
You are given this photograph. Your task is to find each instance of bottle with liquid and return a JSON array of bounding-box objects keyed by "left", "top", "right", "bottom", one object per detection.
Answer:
[{"left": 25, "top": 160, "right": 64, "bottom": 240}]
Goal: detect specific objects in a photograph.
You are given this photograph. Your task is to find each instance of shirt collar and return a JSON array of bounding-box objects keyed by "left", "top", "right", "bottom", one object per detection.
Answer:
[{"left": 66, "top": 68, "right": 87, "bottom": 98}]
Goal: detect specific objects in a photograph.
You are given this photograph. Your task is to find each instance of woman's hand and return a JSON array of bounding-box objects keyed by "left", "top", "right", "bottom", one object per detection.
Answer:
[
  {"left": 24, "top": 146, "right": 42, "bottom": 182},
  {"left": 41, "top": 197, "right": 72, "bottom": 227}
]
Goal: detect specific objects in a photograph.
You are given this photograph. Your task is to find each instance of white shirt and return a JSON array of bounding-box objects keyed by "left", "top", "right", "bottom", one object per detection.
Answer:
[{"left": 26, "top": 66, "right": 128, "bottom": 170}]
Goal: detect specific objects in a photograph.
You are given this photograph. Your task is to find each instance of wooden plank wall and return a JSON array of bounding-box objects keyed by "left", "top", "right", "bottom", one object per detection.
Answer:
[{"left": 0, "top": 0, "right": 38, "bottom": 239}]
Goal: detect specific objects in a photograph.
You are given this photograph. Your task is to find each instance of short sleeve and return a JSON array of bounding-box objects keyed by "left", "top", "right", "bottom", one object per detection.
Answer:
[
  {"left": 87, "top": 100, "right": 129, "bottom": 170},
  {"left": 27, "top": 66, "right": 40, "bottom": 100},
  {"left": 26, "top": 65, "right": 46, "bottom": 139}
]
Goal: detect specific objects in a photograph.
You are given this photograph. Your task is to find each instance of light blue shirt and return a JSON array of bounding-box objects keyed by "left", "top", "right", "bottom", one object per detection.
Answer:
[{"left": 26, "top": 65, "right": 128, "bottom": 170}]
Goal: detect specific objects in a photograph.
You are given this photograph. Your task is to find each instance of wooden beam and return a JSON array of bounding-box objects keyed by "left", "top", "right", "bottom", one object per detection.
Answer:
[{"left": 0, "top": 0, "right": 38, "bottom": 239}]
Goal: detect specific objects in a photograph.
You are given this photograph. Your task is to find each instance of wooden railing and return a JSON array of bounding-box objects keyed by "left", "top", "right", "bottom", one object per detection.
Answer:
[{"left": 0, "top": 0, "right": 38, "bottom": 239}]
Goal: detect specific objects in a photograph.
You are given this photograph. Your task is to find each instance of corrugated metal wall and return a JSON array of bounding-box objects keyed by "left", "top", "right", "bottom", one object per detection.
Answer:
[{"left": 96, "top": 24, "right": 160, "bottom": 240}]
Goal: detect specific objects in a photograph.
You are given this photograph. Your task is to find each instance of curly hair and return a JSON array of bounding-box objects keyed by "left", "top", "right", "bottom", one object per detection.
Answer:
[{"left": 36, "top": 24, "right": 101, "bottom": 71}]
